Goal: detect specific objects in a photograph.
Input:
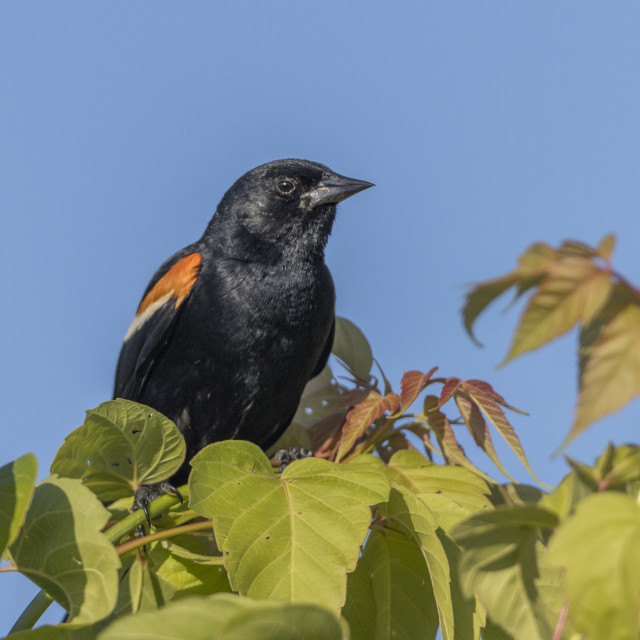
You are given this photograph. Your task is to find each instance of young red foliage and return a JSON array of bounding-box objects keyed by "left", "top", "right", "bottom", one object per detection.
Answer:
[
  {"left": 399, "top": 367, "right": 438, "bottom": 413},
  {"left": 336, "top": 391, "right": 401, "bottom": 462}
]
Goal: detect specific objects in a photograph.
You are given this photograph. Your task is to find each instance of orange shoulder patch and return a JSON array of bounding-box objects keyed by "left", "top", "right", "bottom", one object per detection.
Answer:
[{"left": 137, "top": 253, "right": 202, "bottom": 315}]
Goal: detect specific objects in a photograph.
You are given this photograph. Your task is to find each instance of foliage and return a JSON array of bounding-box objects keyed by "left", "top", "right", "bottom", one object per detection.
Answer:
[
  {"left": 462, "top": 234, "right": 640, "bottom": 447},
  {"left": 2, "top": 234, "right": 640, "bottom": 639}
]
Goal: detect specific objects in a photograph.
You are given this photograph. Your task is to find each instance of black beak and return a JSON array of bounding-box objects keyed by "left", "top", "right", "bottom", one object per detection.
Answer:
[{"left": 307, "top": 171, "right": 374, "bottom": 208}]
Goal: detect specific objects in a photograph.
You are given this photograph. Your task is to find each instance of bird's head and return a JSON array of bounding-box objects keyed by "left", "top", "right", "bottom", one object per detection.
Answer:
[{"left": 208, "top": 159, "right": 373, "bottom": 265}]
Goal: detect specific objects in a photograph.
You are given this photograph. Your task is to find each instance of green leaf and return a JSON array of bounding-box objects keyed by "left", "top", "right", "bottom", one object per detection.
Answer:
[
  {"left": 51, "top": 399, "right": 186, "bottom": 500},
  {"left": 0, "top": 453, "right": 37, "bottom": 555},
  {"left": 8, "top": 625, "right": 97, "bottom": 640},
  {"left": 547, "top": 492, "right": 640, "bottom": 640},
  {"left": 539, "top": 471, "right": 594, "bottom": 521},
  {"left": 9, "top": 476, "right": 121, "bottom": 624},
  {"left": 379, "top": 484, "right": 455, "bottom": 640},
  {"left": 385, "top": 450, "right": 492, "bottom": 532},
  {"left": 453, "top": 505, "right": 558, "bottom": 640},
  {"left": 98, "top": 593, "right": 348, "bottom": 640},
  {"left": 341, "top": 554, "right": 376, "bottom": 640},
  {"left": 153, "top": 543, "right": 231, "bottom": 597},
  {"left": 361, "top": 528, "right": 440, "bottom": 640},
  {"left": 565, "top": 303, "right": 640, "bottom": 447},
  {"left": 333, "top": 316, "right": 374, "bottom": 380},
  {"left": 597, "top": 233, "right": 616, "bottom": 260},
  {"left": 463, "top": 243, "right": 556, "bottom": 346},
  {"left": 504, "top": 256, "right": 612, "bottom": 363},
  {"left": 189, "top": 441, "right": 389, "bottom": 611},
  {"left": 108, "top": 553, "right": 176, "bottom": 619},
  {"left": 463, "top": 274, "right": 521, "bottom": 346}
]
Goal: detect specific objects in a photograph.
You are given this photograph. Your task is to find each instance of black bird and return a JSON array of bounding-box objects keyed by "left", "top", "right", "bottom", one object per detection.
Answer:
[{"left": 114, "top": 159, "right": 373, "bottom": 498}]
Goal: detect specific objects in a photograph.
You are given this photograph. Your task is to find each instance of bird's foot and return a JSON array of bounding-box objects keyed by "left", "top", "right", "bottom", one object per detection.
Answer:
[
  {"left": 272, "top": 447, "right": 313, "bottom": 472},
  {"left": 132, "top": 481, "right": 183, "bottom": 538}
]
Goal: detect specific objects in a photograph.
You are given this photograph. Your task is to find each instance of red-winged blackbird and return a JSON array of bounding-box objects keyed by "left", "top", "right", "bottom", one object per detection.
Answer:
[{"left": 114, "top": 159, "right": 373, "bottom": 497}]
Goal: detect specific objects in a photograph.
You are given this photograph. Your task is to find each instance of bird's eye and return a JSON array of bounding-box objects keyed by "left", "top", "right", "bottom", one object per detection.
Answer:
[{"left": 276, "top": 179, "right": 296, "bottom": 195}]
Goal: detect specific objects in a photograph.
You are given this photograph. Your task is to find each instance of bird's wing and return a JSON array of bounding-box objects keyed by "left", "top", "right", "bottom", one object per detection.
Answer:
[
  {"left": 113, "top": 249, "right": 203, "bottom": 400},
  {"left": 311, "top": 315, "right": 335, "bottom": 379}
]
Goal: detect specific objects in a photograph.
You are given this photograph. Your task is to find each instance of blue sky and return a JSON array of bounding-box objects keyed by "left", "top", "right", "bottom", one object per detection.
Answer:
[{"left": 2, "top": 1, "right": 639, "bottom": 631}]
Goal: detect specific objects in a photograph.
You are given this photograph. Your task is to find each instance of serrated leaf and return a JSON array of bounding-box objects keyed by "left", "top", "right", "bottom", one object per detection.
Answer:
[
  {"left": 516, "top": 242, "right": 557, "bottom": 272},
  {"left": 99, "top": 593, "right": 348, "bottom": 640},
  {"left": 400, "top": 367, "right": 438, "bottom": 412},
  {"left": 547, "top": 493, "right": 640, "bottom": 640},
  {"left": 439, "top": 377, "right": 462, "bottom": 406},
  {"left": 463, "top": 243, "right": 556, "bottom": 347},
  {"left": 51, "top": 399, "right": 186, "bottom": 500},
  {"left": 504, "top": 257, "right": 612, "bottom": 363},
  {"left": 336, "top": 391, "right": 401, "bottom": 462},
  {"left": 564, "top": 303, "right": 640, "bottom": 447},
  {"left": 380, "top": 484, "right": 455, "bottom": 640},
  {"left": 9, "top": 476, "right": 121, "bottom": 624},
  {"left": 333, "top": 316, "right": 373, "bottom": 380},
  {"left": 386, "top": 450, "right": 492, "bottom": 532},
  {"left": 422, "top": 395, "right": 483, "bottom": 474},
  {"left": 461, "top": 380, "right": 543, "bottom": 485},
  {"left": 0, "top": 453, "right": 37, "bottom": 555},
  {"left": 454, "top": 392, "right": 515, "bottom": 482},
  {"left": 578, "top": 283, "right": 637, "bottom": 380},
  {"left": 189, "top": 441, "right": 389, "bottom": 611},
  {"left": 360, "top": 528, "right": 440, "bottom": 640},
  {"left": 453, "top": 506, "right": 558, "bottom": 640},
  {"left": 463, "top": 275, "right": 521, "bottom": 346}
]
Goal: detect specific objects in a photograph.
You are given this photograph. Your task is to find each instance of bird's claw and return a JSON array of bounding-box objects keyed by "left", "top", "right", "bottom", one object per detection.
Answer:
[
  {"left": 132, "top": 481, "right": 183, "bottom": 540},
  {"left": 273, "top": 447, "right": 313, "bottom": 472}
]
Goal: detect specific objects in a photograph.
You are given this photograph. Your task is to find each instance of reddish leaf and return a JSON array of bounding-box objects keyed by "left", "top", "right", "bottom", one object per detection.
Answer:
[
  {"left": 312, "top": 412, "right": 347, "bottom": 457},
  {"left": 422, "top": 395, "right": 487, "bottom": 477},
  {"left": 461, "top": 380, "right": 544, "bottom": 485},
  {"left": 454, "top": 391, "right": 515, "bottom": 482},
  {"left": 439, "top": 378, "right": 462, "bottom": 407},
  {"left": 464, "top": 379, "right": 527, "bottom": 415},
  {"left": 336, "top": 391, "right": 401, "bottom": 462},
  {"left": 400, "top": 367, "right": 438, "bottom": 412}
]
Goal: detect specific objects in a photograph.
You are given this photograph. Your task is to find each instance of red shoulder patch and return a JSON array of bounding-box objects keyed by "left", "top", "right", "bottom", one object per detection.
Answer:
[{"left": 137, "top": 253, "right": 202, "bottom": 315}]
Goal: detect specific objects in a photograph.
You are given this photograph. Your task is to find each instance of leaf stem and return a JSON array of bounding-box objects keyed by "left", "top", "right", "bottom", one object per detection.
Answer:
[
  {"left": 116, "top": 519, "right": 213, "bottom": 555},
  {"left": 0, "top": 565, "right": 17, "bottom": 573},
  {"left": 105, "top": 485, "right": 187, "bottom": 544},
  {"left": 551, "top": 602, "right": 569, "bottom": 640},
  {"left": 9, "top": 590, "right": 54, "bottom": 635}
]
